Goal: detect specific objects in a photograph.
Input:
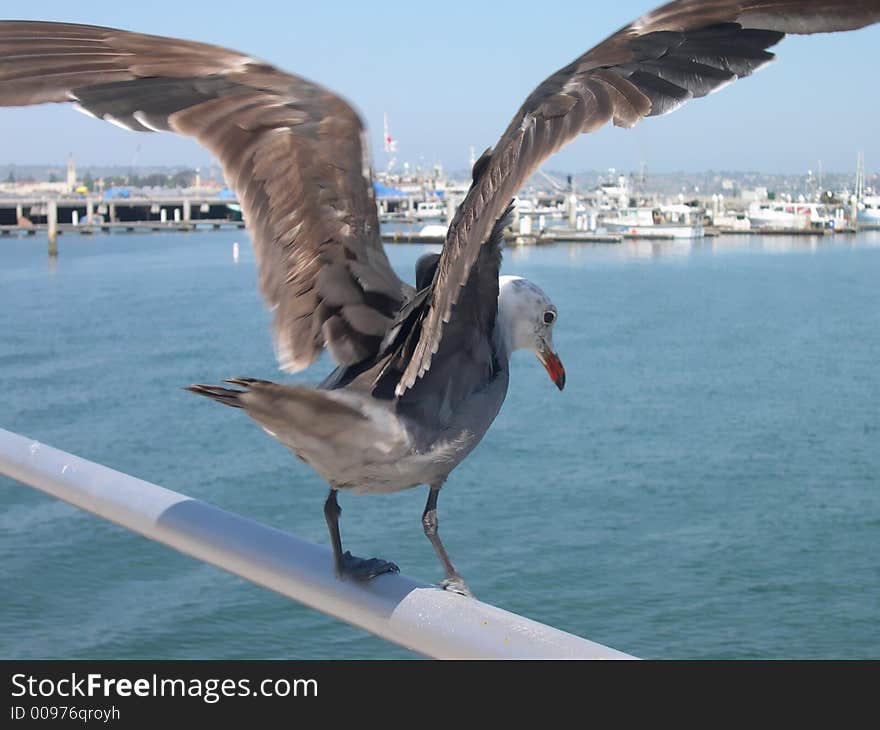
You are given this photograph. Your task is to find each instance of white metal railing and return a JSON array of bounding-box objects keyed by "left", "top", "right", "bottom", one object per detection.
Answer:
[{"left": 0, "top": 427, "right": 634, "bottom": 660}]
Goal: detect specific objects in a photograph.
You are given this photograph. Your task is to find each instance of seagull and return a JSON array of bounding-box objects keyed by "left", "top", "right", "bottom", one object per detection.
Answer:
[{"left": 2, "top": 1, "right": 877, "bottom": 596}]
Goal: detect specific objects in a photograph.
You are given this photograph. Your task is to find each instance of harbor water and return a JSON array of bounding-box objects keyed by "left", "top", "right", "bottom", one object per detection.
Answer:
[{"left": 1, "top": 230, "right": 878, "bottom": 659}]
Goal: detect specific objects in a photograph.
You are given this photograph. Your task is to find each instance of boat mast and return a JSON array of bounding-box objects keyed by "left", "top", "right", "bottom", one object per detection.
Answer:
[
  {"left": 855, "top": 151, "right": 865, "bottom": 202},
  {"left": 383, "top": 112, "right": 398, "bottom": 176}
]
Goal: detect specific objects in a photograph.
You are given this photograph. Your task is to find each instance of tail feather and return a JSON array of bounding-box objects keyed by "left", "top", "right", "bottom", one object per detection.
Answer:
[
  {"left": 186, "top": 377, "right": 366, "bottom": 422},
  {"left": 185, "top": 376, "right": 404, "bottom": 485}
]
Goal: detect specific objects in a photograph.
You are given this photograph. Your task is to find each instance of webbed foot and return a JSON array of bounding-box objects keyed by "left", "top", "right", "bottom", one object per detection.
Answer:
[{"left": 338, "top": 550, "right": 399, "bottom": 581}]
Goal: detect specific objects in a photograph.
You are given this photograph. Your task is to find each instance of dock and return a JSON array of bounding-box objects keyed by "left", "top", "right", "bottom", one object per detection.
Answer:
[
  {"left": 714, "top": 227, "right": 828, "bottom": 236},
  {"left": 3, "top": 193, "right": 874, "bottom": 248},
  {"left": 380, "top": 230, "right": 624, "bottom": 246},
  {"left": 536, "top": 231, "right": 623, "bottom": 244},
  {"left": 381, "top": 231, "right": 445, "bottom": 244},
  {"left": 0, "top": 195, "right": 242, "bottom": 231},
  {"left": 1, "top": 220, "right": 245, "bottom": 236}
]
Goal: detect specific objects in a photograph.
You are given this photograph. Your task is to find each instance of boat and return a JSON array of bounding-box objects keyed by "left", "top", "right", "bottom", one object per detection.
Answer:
[
  {"left": 414, "top": 200, "right": 446, "bottom": 220},
  {"left": 418, "top": 223, "right": 448, "bottom": 237},
  {"left": 514, "top": 196, "right": 536, "bottom": 214},
  {"left": 601, "top": 205, "right": 704, "bottom": 239},
  {"left": 857, "top": 195, "right": 880, "bottom": 227},
  {"left": 747, "top": 201, "right": 832, "bottom": 229}
]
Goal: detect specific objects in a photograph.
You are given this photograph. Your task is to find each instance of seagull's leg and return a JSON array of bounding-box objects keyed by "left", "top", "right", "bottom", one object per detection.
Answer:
[
  {"left": 422, "top": 484, "right": 473, "bottom": 597},
  {"left": 323, "top": 488, "right": 346, "bottom": 574},
  {"left": 323, "top": 488, "right": 399, "bottom": 582}
]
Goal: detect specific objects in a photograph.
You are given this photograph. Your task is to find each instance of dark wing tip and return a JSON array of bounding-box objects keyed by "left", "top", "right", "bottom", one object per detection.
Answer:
[{"left": 185, "top": 383, "right": 245, "bottom": 408}]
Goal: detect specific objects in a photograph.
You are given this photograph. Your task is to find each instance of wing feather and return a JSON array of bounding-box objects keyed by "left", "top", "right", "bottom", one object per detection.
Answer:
[
  {"left": 0, "top": 20, "right": 414, "bottom": 372},
  {"left": 396, "top": 0, "right": 880, "bottom": 394}
]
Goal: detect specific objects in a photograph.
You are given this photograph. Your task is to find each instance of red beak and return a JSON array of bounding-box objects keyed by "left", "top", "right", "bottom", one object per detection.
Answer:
[{"left": 539, "top": 349, "right": 566, "bottom": 391}]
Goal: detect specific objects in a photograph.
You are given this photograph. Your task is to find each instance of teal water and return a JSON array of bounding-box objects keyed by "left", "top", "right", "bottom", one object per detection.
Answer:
[{"left": 1, "top": 230, "right": 878, "bottom": 659}]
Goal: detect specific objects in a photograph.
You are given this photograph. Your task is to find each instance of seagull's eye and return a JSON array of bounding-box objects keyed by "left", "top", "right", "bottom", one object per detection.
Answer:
[{"left": 543, "top": 310, "right": 556, "bottom": 325}]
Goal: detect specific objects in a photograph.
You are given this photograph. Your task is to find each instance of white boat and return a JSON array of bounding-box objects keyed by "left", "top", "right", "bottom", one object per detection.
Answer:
[
  {"left": 414, "top": 200, "right": 445, "bottom": 220},
  {"left": 514, "top": 196, "right": 536, "bottom": 214},
  {"left": 601, "top": 206, "right": 704, "bottom": 239},
  {"left": 418, "top": 223, "right": 448, "bottom": 237},
  {"left": 857, "top": 195, "right": 880, "bottom": 226},
  {"left": 747, "top": 201, "right": 832, "bottom": 229},
  {"left": 712, "top": 212, "right": 751, "bottom": 230}
]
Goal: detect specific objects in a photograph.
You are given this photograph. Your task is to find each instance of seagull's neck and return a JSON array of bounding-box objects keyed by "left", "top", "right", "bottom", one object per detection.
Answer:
[
  {"left": 493, "top": 276, "right": 531, "bottom": 362},
  {"left": 493, "top": 301, "right": 517, "bottom": 362}
]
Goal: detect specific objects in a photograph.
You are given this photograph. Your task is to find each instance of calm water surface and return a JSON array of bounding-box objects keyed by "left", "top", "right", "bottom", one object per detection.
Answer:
[{"left": 1, "top": 230, "right": 878, "bottom": 658}]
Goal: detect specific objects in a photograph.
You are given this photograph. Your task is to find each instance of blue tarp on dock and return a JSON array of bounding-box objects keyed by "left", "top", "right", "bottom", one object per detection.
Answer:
[
  {"left": 103, "top": 187, "right": 131, "bottom": 199},
  {"left": 374, "top": 182, "right": 406, "bottom": 198}
]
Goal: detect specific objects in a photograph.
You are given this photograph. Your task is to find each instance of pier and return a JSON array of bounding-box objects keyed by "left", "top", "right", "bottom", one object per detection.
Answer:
[
  {"left": 530, "top": 231, "right": 623, "bottom": 244},
  {"left": 709, "top": 226, "right": 829, "bottom": 236},
  {"left": 380, "top": 230, "right": 623, "bottom": 245},
  {"left": 2, "top": 189, "right": 875, "bottom": 249},
  {"left": 0, "top": 195, "right": 242, "bottom": 229},
  {"left": 1, "top": 220, "right": 246, "bottom": 235}
]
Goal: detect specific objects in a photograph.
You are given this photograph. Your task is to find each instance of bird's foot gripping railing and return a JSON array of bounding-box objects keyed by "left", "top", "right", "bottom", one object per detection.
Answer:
[{"left": 0, "top": 427, "right": 634, "bottom": 660}]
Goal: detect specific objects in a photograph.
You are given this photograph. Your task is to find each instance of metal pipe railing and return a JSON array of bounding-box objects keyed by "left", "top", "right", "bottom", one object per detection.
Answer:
[{"left": 0, "top": 427, "right": 634, "bottom": 659}]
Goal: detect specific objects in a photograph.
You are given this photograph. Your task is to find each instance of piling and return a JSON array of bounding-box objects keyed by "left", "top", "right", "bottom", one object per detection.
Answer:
[
  {"left": 567, "top": 192, "right": 577, "bottom": 229},
  {"left": 47, "top": 199, "right": 58, "bottom": 257}
]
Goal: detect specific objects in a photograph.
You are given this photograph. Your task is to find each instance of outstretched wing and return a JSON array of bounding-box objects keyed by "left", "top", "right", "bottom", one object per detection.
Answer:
[
  {"left": 396, "top": 0, "right": 880, "bottom": 395},
  {"left": 0, "top": 21, "right": 414, "bottom": 371}
]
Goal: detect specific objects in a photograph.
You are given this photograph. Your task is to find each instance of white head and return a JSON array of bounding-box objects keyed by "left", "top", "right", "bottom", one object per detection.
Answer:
[{"left": 496, "top": 275, "right": 565, "bottom": 390}]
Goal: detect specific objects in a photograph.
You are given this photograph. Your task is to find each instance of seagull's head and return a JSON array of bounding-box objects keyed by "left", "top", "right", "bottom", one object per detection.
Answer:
[{"left": 498, "top": 276, "right": 565, "bottom": 391}]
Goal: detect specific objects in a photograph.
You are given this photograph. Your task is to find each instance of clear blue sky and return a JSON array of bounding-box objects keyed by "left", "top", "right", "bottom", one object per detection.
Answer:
[{"left": 2, "top": 0, "right": 877, "bottom": 174}]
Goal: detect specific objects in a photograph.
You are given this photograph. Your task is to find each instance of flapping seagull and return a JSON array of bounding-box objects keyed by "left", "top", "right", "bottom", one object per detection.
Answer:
[{"left": 2, "top": 1, "right": 877, "bottom": 596}]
